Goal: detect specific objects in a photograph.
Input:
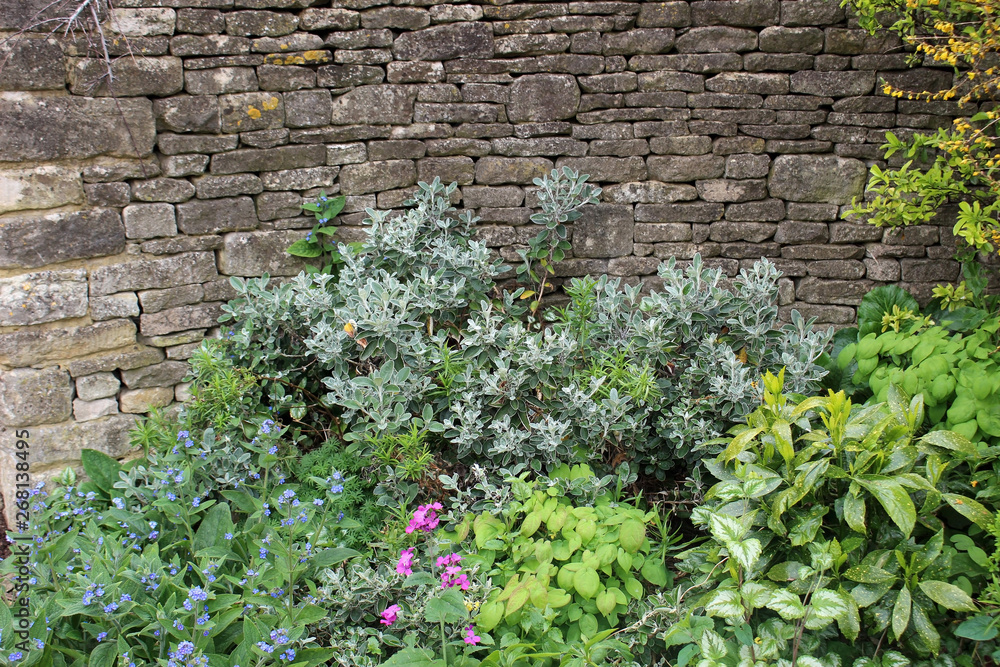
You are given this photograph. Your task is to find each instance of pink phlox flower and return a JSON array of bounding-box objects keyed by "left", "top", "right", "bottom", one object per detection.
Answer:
[
  {"left": 463, "top": 625, "right": 481, "bottom": 646},
  {"left": 436, "top": 553, "right": 462, "bottom": 568},
  {"left": 380, "top": 604, "right": 401, "bottom": 626},
  {"left": 406, "top": 503, "right": 443, "bottom": 534},
  {"left": 396, "top": 548, "right": 415, "bottom": 577}
]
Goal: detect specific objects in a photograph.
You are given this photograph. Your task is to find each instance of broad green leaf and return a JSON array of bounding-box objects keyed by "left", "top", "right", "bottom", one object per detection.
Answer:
[
  {"left": 709, "top": 512, "right": 747, "bottom": 544},
  {"left": 892, "top": 586, "right": 911, "bottom": 639},
  {"left": 705, "top": 589, "right": 743, "bottom": 619},
  {"left": 286, "top": 239, "right": 322, "bottom": 258},
  {"left": 574, "top": 568, "right": 600, "bottom": 600},
  {"left": 955, "top": 615, "right": 999, "bottom": 641},
  {"left": 740, "top": 582, "right": 773, "bottom": 609},
  {"left": 767, "top": 589, "right": 806, "bottom": 620},
  {"left": 856, "top": 477, "right": 915, "bottom": 537},
  {"left": 425, "top": 588, "right": 468, "bottom": 624},
  {"left": 918, "top": 580, "right": 977, "bottom": 612},
  {"left": 81, "top": 449, "right": 121, "bottom": 494},
  {"left": 619, "top": 518, "right": 645, "bottom": 554},
  {"left": 844, "top": 492, "right": 867, "bottom": 534},
  {"left": 722, "top": 426, "right": 764, "bottom": 462},
  {"left": 89, "top": 642, "right": 117, "bottom": 667},
  {"left": 837, "top": 589, "right": 861, "bottom": 642},
  {"left": 728, "top": 538, "right": 762, "bottom": 571},
  {"left": 944, "top": 493, "right": 993, "bottom": 530},
  {"left": 699, "top": 629, "right": 727, "bottom": 662},
  {"left": 811, "top": 589, "right": 847, "bottom": 620},
  {"left": 911, "top": 602, "right": 940, "bottom": 654},
  {"left": 919, "top": 430, "right": 976, "bottom": 455},
  {"left": 477, "top": 601, "right": 504, "bottom": 632},
  {"left": 641, "top": 559, "right": 669, "bottom": 587},
  {"left": 193, "top": 502, "right": 231, "bottom": 552}
]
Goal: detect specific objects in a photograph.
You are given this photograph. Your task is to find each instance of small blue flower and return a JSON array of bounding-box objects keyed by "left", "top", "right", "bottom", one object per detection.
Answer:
[
  {"left": 112, "top": 498, "right": 125, "bottom": 510},
  {"left": 225, "top": 532, "right": 233, "bottom": 540},
  {"left": 96, "top": 632, "right": 107, "bottom": 642}
]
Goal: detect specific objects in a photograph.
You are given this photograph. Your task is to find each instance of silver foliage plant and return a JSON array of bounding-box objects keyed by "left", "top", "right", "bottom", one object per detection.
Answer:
[{"left": 221, "top": 170, "right": 833, "bottom": 480}]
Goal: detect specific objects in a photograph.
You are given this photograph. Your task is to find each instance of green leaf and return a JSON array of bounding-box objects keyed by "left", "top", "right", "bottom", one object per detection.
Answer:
[
  {"left": 708, "top": 512, "right": 747, "bottom": 544},
  {"left": 919, "top": 430, "right": 976, "bottom": 455},
  {"left": 722, "top": 426, "right": 764, "bottom": 462},
  {"left": 811, "top": 589, "right": 847, "bottom": 620},
  {"left": 767, "top": 589, "right": 806, "bottom": 620},
  {"left": 425, "top": 588, "right": 468, "bottom": 624},
  {"left": 89, "top": 642, "right": 117, "bottom": 667},
  {"left": 312, "top": 547, "right": 361, "bottom": 568},
  {"left": 944, "top": 493, "right": 994, "bottom": 530},
  {"left": 192, "top": 502, "right": 231, "bottom": 552},
  {"left": 618, "top": 518, "right": 645, "bottom": 553},
  {"left": 574, "top": 568, "right": 600, "bottom": 600},
  {"left": 892, "top": 586, "right": 911, "bottom": 639},
  {"left": 81, "top": 449, "right": 121, "bottom": 494},
  {"left": 918, "top": 580, "right": 977, "bottom": 612},
  {"left": 955, "top": 615, "right": 998, "bottom": 641},
  {"left": 911, "top": 602, "right": 941, "bottom": 654},
  {"left": 857, "top": 285, "right": 919, "bottom": 338},
  {"left": 641, "top": 559, "right": 669, "bottom": 587},
  {"left": 699, "top": 629, "right": 727, "bottom": 662},
  {"left": 287, "top": 239, "right": 322, "bottom": 258},
  {"left": 856, "top": 476, "right": 916, "bottom": 537},
  {"left": 728, "top": 538, "right": 762, "bottom": 571},
  {"left": 705, "top": 589, "right": 743, "bottom": 619},
  {"left": 844, "top": 493, "right": 867, "bottom": 534}
]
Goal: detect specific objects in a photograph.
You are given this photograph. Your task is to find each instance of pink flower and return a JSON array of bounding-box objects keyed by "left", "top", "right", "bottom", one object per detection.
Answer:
[
  {"left": 463, "top": 625, "right": 481, "bottom": 646},
  {"left": 380, "top": 604, "right": 401, "bottom": 626},
  {"left": 406, "top": 503, "right": 444, "bottom": 534},
  {"left": 396, "top": 548, "right": 415, "bottom": 577},
  {"left": 436, "top": 553, "right": 462, "bottom": 568}
]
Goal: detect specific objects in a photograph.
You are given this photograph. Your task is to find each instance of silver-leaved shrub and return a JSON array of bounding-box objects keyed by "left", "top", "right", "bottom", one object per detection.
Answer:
[{"left": 220, "top": 170, "right": 833, "bottom": 483}]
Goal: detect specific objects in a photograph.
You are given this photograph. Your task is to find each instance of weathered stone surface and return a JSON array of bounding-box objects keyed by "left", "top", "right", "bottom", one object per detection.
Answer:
[
  {"left": 782, "top": 0, "right": 845, "bottom": 26},
  {"left": 132, "top": 177, "right": 196, "bottom": 203},
  {"left": 91, "top": 293, "right": 140, "bottom": 321},
  {"left": 475, "top": 157, "right": 554, "bottom": 184},
  {"left": 637, "top": 2, "right": 691, "bottom": 27},
  {"left": 636, "top": 202, "right": 725, "bottom": 223},
  {"left": 258, "top": 64, "right": 316, "bottom": 91},
  {"left": 0, "top": 166, "right": 83, "bottom": 214},
  {"left": 697, "top": 179, "right": 768, "bottom": 202},
  {"left": 648, "top": 155, "right": 725, "bottom": 182},
  {"left": 417, "top": 157, "right": 476, "bottom": 184},
  {"left": 362, "top": 7, "right": 429, "bottom": 29},
  {"left": 507, "top": 74, "right": 580, "bottom": 123},
  {"left": 726, "top": 199, "right": 786, "bottom": 221},
  {"left": 317, "top": 64, "right": 384, "bottom": 87},
  {"left": 0, "top": 209, "right": 125, "bottom": 270},
  {"left": 90, "top": 252, "right": 218, "bottom": 296},
  {"left": 261, "top": 166, "right": 340, "bottom": 190},
  {"left": 394, "top": 22, "right": 494, "bottom": 61},
  {"left": 603, "top": 182, "right": 698, "bottom": 204},
  {"left": 65, "top": 344, "right": 164, "bottom": 378},
  {"left": 0, "top": 97, "right": 155, "bottom": 162},
  {"left": 557, "top": 157, "right": 648, "bottom": 182},
  {"left": 0, "top": 38, "right": 65, "bottom": 90},
  {"left": 76, "top": 373, "right": 121, "bottom": 401},
  {"left": 123, "top": 203, "right": 178, "bottom": 238},
  {"left": 339, "top": 160, "right": 416, "bottom": 195},
  {"left": 109, "top": 7, "right": 176, "bottom": 35},
  {"left": 241, "top": 128, "right": 289, "bottom": 148},
  {"left": 219, "top": 91, "right": 284, "bottom": 132},
  {"left": 675, "top": 27, "right": 758, "bottom": 53},
  {"left": 176, "top": 196, "right": 258, "bottom": 234},
  {"left": 0, "top": 413, "right": 137, "bottom": 473},
  {"left": 256, "top": 191, "right": 303, "bottom": 220},
  {"left": 218, "top": 231, "right": 308, "bottom": 275},
  {"left": 759, "top": 26, "right": 824, "bottom": 53},
  {"left": 692, "top": 0, "right": 779, "bottom": 26},
  {"left": 789, "top": 71, "right": 876, "bottom": 96},
  {"left": 706, "top": 72, "right": 789, "bottom": 95},
  {"left": 329, "top": 85, "right": 416, "bottom": 125},
  {"left": 121, "top": 360, "right": 190, "bottom": 388},
  {"left": 300, "top": 8, "right": 359, "bottom": 30},
  {"left": 185, "top": 67, "right": 258, "bottom": 95},
  {"left": 161, "top": 154, "right": 209, "bottom": 177},
  {"left": 210, "top": 143, "right": 325, "bottom": 174},
  {"left": 140, "top": 302, "right": 224, "bottom": 336},
  {"left": 775, "top": 221, "right": 829, "bottom": 244},
  {"left": 603, "top": 29, "right": 676, "bottom": 55},
  {"left": 797, "top": 276, "right": 873, "bottom": 304},
  {"left": 120, "top": 387, "right": 174, "bottom": 413},
  {"left": 70, "top": 57, "right": 184, "bottom": 97},
  {"left": 74, "top": 397, "right": 120, "bottom": 422},
  {"left": 573, "top": 205, "right": 633, "bottom": 257},
  {"left": 768, "top": 155, "right": 868, "bottom": 204},
  {"left": 0, "top": 367, "right": 73, "bottom": 427},
  {"left": 194, "top": 173, "right": 263, "bottom": 198},
  {"left": 0, "top": 270, "right": 88, "bottom": 327},
  {"left": 226, "top": 10, "right": 298, "bottom": 36},
  {"left": 0, "top": 320, "right": 136, "bottom": 368},
  {"left": 86, "top": 182, "right": 132, "bottom": 207},
  {"left": 159, "top": 133, "right": 237, "bottom": 155}
]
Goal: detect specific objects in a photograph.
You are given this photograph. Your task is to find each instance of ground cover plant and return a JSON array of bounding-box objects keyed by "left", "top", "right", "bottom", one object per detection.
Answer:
[{"left": 3, "top": 168, "right": 1000, "bottom": 667}]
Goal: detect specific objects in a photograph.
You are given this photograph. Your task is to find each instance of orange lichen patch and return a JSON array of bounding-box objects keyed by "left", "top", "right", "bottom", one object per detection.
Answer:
[
  {"left": 262, "top": 97, "right": 280, "bottom": 111},
  {"left": 264, "top": 50, "right": 332, "bottom": 65},
  {"left": 247, "top": 106, "right": 262, "bottom": 119}
]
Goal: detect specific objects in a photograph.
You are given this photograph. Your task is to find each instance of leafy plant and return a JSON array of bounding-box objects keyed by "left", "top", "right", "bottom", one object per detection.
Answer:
[{"left": 287, "top": 192, "right": 354, "bottom": 275}]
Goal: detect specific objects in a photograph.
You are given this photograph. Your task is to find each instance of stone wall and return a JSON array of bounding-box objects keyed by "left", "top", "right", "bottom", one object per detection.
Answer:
[{"left": 0, "top": 0, "right": 966, "bottom": 517}]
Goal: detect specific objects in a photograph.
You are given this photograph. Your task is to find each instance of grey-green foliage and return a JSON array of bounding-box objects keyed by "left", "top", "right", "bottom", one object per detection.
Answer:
[{"left": 220, "top": 170, "right": 833, "bottom": 483}]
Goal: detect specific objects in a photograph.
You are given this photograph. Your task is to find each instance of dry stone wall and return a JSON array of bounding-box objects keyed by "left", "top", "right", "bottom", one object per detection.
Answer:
[{"left": 0, "top": 0, "right": 967, "bottom": 517}]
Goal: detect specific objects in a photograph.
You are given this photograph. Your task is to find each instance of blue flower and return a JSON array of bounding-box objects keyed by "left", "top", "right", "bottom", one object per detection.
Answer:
[
  {"left": 103, "top": 602, "right": 118, "bottom": 613},
  {"left": 112, "top": 498, "right": 125, "bottom": 510},
  {"left": 260, "top": 419, "right": 275, "bottom": 434},
  {"left": 192, "top": 498, "right": 200, "bottom": 508},
  {"left": 188, "top": 586, "right": 208, "bottom": 602},
  {"left": 256, "top": 642, "right": 275, "bottom": 654},
  {"left": 96, "top": 632, "right": 107, "bottom": 642},
  {"left": 9, "top": 652, "right": 23, "bottom": 661},
  {"left": 268, "top": 445, "right": 278, "bottom": 455},
  {"left": 330, "top": 484, "right": 344, "bottom": 494},
  {"left": 225, "top": 532, "right": 233, "bottom": 540}
]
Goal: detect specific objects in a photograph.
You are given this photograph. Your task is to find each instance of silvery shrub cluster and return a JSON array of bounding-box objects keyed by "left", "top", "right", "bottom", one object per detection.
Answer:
[{"left": 221, "top": 170, "right": 833, "bottom": 481}]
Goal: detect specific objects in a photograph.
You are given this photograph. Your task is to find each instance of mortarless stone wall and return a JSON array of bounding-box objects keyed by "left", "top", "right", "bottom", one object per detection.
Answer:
[{"left": 0, "top": 0, "right": 969, "bottom": 517}]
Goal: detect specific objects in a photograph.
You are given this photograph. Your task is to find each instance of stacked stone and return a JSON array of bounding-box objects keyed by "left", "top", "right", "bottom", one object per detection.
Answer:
[{"left": 0, "top": 0, "right": 969, "bottom": 516}]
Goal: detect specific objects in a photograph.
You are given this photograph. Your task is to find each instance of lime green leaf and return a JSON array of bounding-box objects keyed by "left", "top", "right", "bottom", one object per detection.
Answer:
[
  {"left": 618, "top": 518, "right": 645, "bottom": 554},
  {"left": 574, "top": 568, "right": 600, "bottom": 600},
  {"left": 918, "top": 580, "right": 977, "bottom": 612}
]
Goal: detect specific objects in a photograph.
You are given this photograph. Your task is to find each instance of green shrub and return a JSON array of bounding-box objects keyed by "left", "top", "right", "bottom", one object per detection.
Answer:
[
  {"left": 656, "top": 372, "right": 999, "bottom": 667},
  {"left": 217, "top": 172, "right": 833, "bottom": 486}
]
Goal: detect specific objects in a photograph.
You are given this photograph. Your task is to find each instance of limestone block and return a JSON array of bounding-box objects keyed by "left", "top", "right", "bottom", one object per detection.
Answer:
[
  {"left": 0, "top": 413, "right": 136, "bottom": 472},
  {"left": 65, "top": 344, "right": 164, "bottom": 378},
  {"left": 138, "top": 284, "right": 205, "bottom": 313},
  {"left": 210, "top": 144, "right": 325, "bottom": 174},
  {"left": 692, "top": 0, "right": 779, "bottom": 26},
  {"left": 0, "top": 270, "right": 88, "bottom": 327},
  {"left": 0, "top": 208, "right": 125, "bottom": 269},
  {"left": 225, "top": 10, "right": 298, "bottom": 37},
  {"left": 637, "top": 2, "right": 691, "bottom": 27},
  {"left": 557, "top": 157, "right": 647, "bottom": 182},
  {"left": 573, "top": 205, "right": 634, "bottom": 258},
  {"left": 329, "top": 85, "right": 416, "bottom": 125},
  {"left": 393, "top": 22, "right": 494, "bottom": 61},
  {"left": 789, "top": 71, "right": 877, "bottom": 97},
  {"left": 0, "top": 166, "right": 83, "bottom": 214},
  {"left": 507, "top": 74, "right": 580, "bottom": 123},
  {"left": 219, "top": 92, "right": 285, "bottom": 133},
  {"left": 193, "top": 174, "right": 263, "bottom": 198},
  {"left": 475, "top": 157, "right": 553, "bottom": 185},
  {"left": 70, "top": 57, "right": 184, "bottom": 97},
  {"left": 0, "top": 368, "right": 73, "bottom": 427},
  {"left": 339, "top": 160, "right": 416, "bottom": 195},
  {"left": 140, "top": 302, "right": 224, "bottom": 337},
  {"left": 121, "top": 361, "right": 190, "bottom": 388},
  {"left": 76, "top": 373, "right": 120, "bottom": 401},
  {"left": 285, "top": 90, "right": 332, "bottom": 128},
  {"left": 0, "top": 319, "right": 135, "bottom": 368},
  {"left": 218, "top": 231, "right": 308, "bottom": 276},
  {"left": 91, "top": 293, "right": 141, "bottom": 321},
  {"left": 0, "top": 97, "right": 155, "bottom": 161},
  {"left": 108, "top": 8, "right": 176, "bottom": 36},
  {"left": 603, "top": 182, "right": 697, "bottom": 204},
  {"left": 261, "top": 167, "right": 340, "bottom": 190},
  {"left": 768, "top": 155, "right": 868, "bottom": 204},
  {"left": 161, "top": 155, "right": 210, "bottom": 178},
  {"left": 185, "top": 67, "right": 258, "bottom": 95},
  {"left": 647, "top": 155, "right": 725, "bottom": 182},
  {"left": 131, "top": 178, "right": 196, "bottom": 203},
  {"left": 175, "top": 196, "right": 259, "bottom": 234},
  {"left": 0, "top": 38, "right": 65, "bottom": 90},
  {"left": 74, "top": 397, "right": 120, "bottom": 422},
  {"left": 299, "top": 8, "right": 359, "bottom": 30},
  {"left": 153, "top": 96, "right": 222, "bottom": 133},
  {"left": 120, "top": 387, "right": 174, "bottom": 413},
  {"left": 90, "top": 252, "right": 218, "bottom": 296},
  {"left": 675, "top": 27, "right": 758, "bottom": 53}
]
